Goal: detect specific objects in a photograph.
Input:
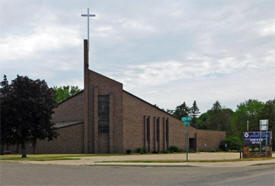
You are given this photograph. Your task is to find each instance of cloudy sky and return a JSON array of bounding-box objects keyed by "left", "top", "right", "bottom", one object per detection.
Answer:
[{"left": 1, "top": 0, "right": 274, "bottom": 112}]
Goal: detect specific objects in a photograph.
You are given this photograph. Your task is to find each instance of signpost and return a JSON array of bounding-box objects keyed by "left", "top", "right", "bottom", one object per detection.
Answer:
[
  {"left": 260, "top": 120, "right": 268, "bottom": 157},
  {"left": 181, "top": 116, "right": 192, "bottom": 161}
]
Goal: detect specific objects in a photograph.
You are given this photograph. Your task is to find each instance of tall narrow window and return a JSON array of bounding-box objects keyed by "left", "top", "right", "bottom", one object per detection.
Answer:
[
  {"left": 166, "top": 118, "right": 169, "bottom": 146},
  {"left": 156, "top": 118, "right": 160, "bottom": 142},
  {"left": 147, "top": 117, "right": 150, "bottom": 141},
  {"left": 98, "top": 95, "right": 109, "bottom": 133}
]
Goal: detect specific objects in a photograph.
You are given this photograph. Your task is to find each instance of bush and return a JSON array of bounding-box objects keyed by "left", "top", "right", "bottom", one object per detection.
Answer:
[
  {"left": 136, "top": 147, "right": 147, "bottom": 154},
  {"left": 168, "top": 146, "right": 179, "bottom": 153},
  {"left": 126, "top": 149, "right": 132, "bottom": 154},
  {"left": 220, "top": 136, "right": 242, "bottom": 151}
]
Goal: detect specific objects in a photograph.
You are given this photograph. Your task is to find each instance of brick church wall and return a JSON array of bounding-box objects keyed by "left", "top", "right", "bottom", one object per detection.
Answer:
[
  {"left": 122, "top": 91, "right": 198, "bottom": 152},
  {"left": 36, "top": 123, "right": 84, "bottom": 154},
  {"left": 196, "top": 129, "right": 225, "bottom": 151},
  {"left": 88, "top": 71, "right": 124, "bottom": 153},
  {"left": 6, "top": 123, "right": 84, "bottom": 154},
  {"left": 122, "top": 91, "right": 225, "bottom": 152},
  {"left": 52, "top": 91, "right": 84, "bottom": 122}
]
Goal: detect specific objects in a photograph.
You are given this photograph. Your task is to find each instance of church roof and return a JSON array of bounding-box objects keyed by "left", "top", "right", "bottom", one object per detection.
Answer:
[{"left": 54, "top": 120, "right": 83, "bottom": 129}]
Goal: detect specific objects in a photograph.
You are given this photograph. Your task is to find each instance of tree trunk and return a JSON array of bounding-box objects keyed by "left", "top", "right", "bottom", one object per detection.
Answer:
[
  {"left": 21, "top": 142, "right": 27, "bottom": 158},
  {"left": 32, "top": 139, "right": 37, "bottom": 154},
  {"left": 0, "top": 143, "right": 4, "bottom": 155},
  {"left": 16, "top": 143, "right": 19, "bottom": 154}
]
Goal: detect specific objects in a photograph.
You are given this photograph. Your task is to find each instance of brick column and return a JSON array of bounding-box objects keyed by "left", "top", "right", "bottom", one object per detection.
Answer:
[
  {"left": 93, "top": 86, "right": 98, "bottom": 153},
  {"left": 83, "top": 39, "right": 89, "bottom": 153},
  {"left": 109, "top": 93, "right": 113, "bottom": 153}
]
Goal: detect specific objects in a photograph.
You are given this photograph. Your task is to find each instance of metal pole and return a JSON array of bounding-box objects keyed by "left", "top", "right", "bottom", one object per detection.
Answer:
[
  {"left": 260, "top": 131, "right": 262, "bottom": 157},
  {"left": 247, "top": 120, "right": 249, "bottom": 131},
  {"left": 186, "top": 125, "right": 189, "bottom": 161},
  {"left": 265, "top": 130, "right": 267, "bottom": 157}
]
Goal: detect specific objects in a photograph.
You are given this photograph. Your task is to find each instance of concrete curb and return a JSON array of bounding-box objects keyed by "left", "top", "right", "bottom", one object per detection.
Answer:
[
  {"left": 92, "top": 162, "right": 196, "bottom": 167},
  {"left": 92, "top": 159, "right": 275, "bottom": 168}
]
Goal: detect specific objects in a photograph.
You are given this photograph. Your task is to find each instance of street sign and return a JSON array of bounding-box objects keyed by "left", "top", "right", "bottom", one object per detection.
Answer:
[
  {"left": 181, "top": 117, "right": 192, "bottom": 126},
  {"left": 260, "top": 120, "right": 268, "bottom": 131},
  {"left": 181, "top": 116, "right": 192, "bottom": 122},
  {"left": 184, "top": 122, "right": 190, "bottom": 126},
  {"left": 181, "top": 116, "right": 192, "bottom": 161}
]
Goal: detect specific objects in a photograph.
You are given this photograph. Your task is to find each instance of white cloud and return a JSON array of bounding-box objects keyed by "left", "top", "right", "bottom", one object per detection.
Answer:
[
  {"left": 0, "top": 24, "right": 81, "bottom": 62},
  {"left": 259, "top": 20, "right": 275, "bottom": 36},
  {"left": 1, "top": 0, "right": 275, "bottom": 113}
]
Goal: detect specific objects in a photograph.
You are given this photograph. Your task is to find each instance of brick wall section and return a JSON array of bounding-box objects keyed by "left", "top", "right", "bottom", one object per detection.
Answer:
[
  {"left": 122, "top": 91, "right": 226, "bottom": 152},
  {"left": 36, "top": 123, "right": 84, "bottom": 154},
  {"left": 88, "top": 70, "right": 124, "bottom": 153},
  {"left": 122, "top": 91, "right": 197, "bottom": 152},
  {"left": 6, "top": 123, "right": 84, "bottom": 154},
  {"left": 196, "top": 129, "right": 226, "bottom": 151},
  {"left": 52, "top": 91, "right": 84, "bottom": 122}
]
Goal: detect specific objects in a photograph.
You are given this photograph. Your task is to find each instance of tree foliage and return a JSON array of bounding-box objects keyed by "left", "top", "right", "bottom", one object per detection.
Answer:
[
  {"left": 53, "top": 86, "right": 81, "bottom": 103},
  {"left": 190, "top": 100, "right": 200, "bottom": 128},
  {"left": 172, "top": 102, "right": 190, "bottom": 120},
  {"left": 220, "top": 136, "right": 242, "bottom": 151},
  {"left": 0, "top": 75, "right": 58, "bottom": 158},
  {"left": 232, "top": 99, "right": 265, "bottom": 136}
]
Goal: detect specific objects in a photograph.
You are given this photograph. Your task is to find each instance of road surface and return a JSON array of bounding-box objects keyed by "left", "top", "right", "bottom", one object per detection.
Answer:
[{"left": 0, "top": 162, "right": 274, "bottom": 185}]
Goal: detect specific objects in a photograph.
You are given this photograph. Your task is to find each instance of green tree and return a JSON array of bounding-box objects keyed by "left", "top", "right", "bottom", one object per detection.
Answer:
[
  {"left": 190, "top": 100, "right": 200, "bottom": 128},
  {"left": 197, "top": 112, "right": 209, "bottom": 129},
  {"left": 0, "top": 75, "right": 14, "bottom": 155},
  {"left": 232, "top": 99, "right": 265, "bottom": 137},
  {"left": 200, "top": 101, "right": 236, "bottom": 135},
  {"left": 173, "top": 102, "right": 190, "bottom": 120},
  {"left": 220, "top": 136, "right": 242, "bottom": 151},
  {"left": 53, "top": 86, "right": 81, "bottom": 103},
  {"left": 2, "top": 75, "right": 58, "bottom": 158}
]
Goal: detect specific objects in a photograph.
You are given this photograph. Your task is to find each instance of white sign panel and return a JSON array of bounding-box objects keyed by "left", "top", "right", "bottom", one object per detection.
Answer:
[{"left": 260, "top": 120, "right": 268, "bottom": 131}]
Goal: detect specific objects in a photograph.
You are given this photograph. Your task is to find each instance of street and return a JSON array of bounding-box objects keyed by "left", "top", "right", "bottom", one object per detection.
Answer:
[{"left": 0, "top": 162, "right": 274, "bottom": 186}]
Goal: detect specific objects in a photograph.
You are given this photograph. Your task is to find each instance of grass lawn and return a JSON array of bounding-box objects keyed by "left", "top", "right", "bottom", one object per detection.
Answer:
[
  {"left": 99, "top": 157, "right": 275, "bottom": 163},
  {"left": 0, "top": 153, "right": 127, "bottom": 161}
]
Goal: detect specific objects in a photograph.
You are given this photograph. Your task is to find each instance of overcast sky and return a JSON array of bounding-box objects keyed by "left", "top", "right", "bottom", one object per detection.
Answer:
[{"left": 1, "top": 0, "right": 274, "bottom": 112}]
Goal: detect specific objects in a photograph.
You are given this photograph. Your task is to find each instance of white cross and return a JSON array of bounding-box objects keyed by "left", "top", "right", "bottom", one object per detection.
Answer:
[{"left": 81, "top": 8, "right": 96, "bottom": 47}]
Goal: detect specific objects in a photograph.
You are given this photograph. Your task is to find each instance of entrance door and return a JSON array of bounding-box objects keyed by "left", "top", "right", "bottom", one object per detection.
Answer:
[{"left": 189, "top": 138, "right": 197, "bottom": 152}]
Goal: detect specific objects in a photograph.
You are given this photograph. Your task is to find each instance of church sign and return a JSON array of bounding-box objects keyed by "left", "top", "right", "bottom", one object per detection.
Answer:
[{"left": 243, "top": 132, "right": 272, "bottom": 145}]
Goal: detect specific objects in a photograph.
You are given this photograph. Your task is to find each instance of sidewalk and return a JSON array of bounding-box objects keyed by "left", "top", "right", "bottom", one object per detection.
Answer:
[
  {"left": 16, "top": 152, "right": 274, "bottom": 167},
  {"left": 94, "top": 159, "right": 275, "bottom": 168}
]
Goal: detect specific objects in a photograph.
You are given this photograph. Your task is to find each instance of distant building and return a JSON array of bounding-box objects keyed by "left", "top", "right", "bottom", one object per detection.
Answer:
[{"left": 6, "top": 40, "right": 225, "bottom": 154}]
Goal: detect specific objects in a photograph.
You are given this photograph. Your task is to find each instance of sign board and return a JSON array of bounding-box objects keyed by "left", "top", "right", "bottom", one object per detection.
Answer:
[
  {"left": 243, "top": 132, "right": 272, "bottom": 145},
  {"left": 181, "top": 116, "right": 192, "bottom": 122},
  {"left": 260, "top": 120, "right": 268, "bottom": 131},
  {"left": 181, "top": 116, "right": 192, "bottom": 126}
]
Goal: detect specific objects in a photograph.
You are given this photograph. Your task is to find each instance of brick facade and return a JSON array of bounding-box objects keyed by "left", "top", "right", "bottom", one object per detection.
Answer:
[{"left": 5, "top": 40, "right": 226, "bottom": 154}]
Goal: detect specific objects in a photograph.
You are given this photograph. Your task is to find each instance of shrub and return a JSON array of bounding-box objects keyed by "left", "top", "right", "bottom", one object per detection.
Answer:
[
  {"left": 220, "top": 136, "right": 242, "bottom": 151},
  {"left": 168, "top": 146, "right": 179, "bottom": 153},
  {"left": 126, "top": 149, "right": 132, "bottom": 154},
  {"left": 136, "top": 147, "right": 147, "bottom": 154}
]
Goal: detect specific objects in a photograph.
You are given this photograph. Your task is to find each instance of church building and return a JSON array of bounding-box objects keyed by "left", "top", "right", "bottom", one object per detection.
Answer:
[{"left": 8, "top": 40, "right": 225, "bottom": 154}]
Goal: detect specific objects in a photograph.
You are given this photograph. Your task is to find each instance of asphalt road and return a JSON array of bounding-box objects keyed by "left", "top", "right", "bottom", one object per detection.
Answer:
[{"left": 0, "top": 162, "right": 274, "bottom": 186}]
